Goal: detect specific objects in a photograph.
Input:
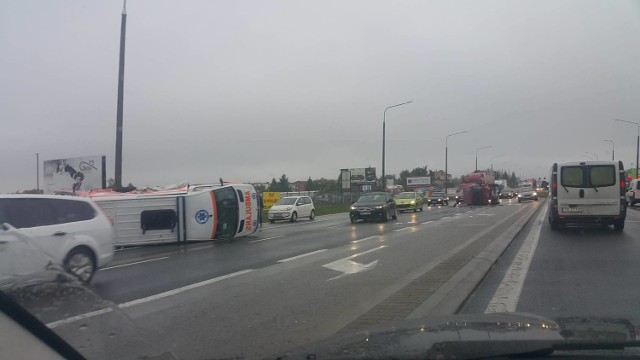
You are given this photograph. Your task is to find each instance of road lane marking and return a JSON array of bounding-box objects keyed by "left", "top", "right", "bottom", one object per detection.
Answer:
[
  {"left": 421, "top": 221, "right": 434, "bottom": 224},
  {"left": 102, "top": 256, "right": 170, "bottom": 270},
  {"left": 277, "top": 249, "right": 327, "bottom": 263},
  {"left": 47, "top": 269, "right": 256, "bottom": 328},
  {"left": 441, "top": 216, "right": 451, "bottom": 220},
  {"left": 346, "top": 245, "right": 385, "bottom": 260},
  {"left": 249, "top": 235, "right": 284, "bottom": 243},
  {"left": 47, "top": 308, "right": 114, "bottom": 329},
  {"left": 119, "top": 269, "right": 254, "bottom": 308},
  {"left": 352, "top": 236, "right": 380, "bottom": 244},
  {"left": 485, "top": 203, "right": 547, "bottom": 313},
  {"left": 327, "top": 224, "right": 345, "bottom": 229},
  {"left": 393, "top": 227, "right": 412, "bottom": 232}
]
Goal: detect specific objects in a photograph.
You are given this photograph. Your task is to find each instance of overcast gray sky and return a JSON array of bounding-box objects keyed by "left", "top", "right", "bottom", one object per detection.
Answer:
[{"left": 2, "top": 0, "right": 640, "bottom": 192}]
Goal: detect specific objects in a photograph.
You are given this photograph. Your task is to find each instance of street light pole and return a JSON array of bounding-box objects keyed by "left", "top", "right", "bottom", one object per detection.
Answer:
[
  {"left": 114, "top": 0, "right": 127, "bottom": 189},
  {"left": 615, "top": 119, "right": 639, "bottom": 179},
  {"left": 490, "top": 154, "right": 504, "bottom": 174},
  {"left": 475, "top": 145, "right": 493, "bottom": 172},
  {"left": 501, "top": 160, "right": 513, "bottom": 176},
  {"left": 36, "top": 153, "right": 39, "bottom": 192},
  {"left": 585, "top": 152, "right": 598, "bottom": 160},
  {"left": 603, "top": 140, "right": 614, "bottom": 160},
  {"left": 445, "top": 131, "right": 468, "bottom": 192},
  {"left": 382, "top": 100, "right": 413, "bottom": 190}
]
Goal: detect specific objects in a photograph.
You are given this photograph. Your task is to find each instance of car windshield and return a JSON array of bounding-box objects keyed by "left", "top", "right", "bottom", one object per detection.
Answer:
[
  {"left": 358, "top": 194, "right": 385, "bottom": 202},
  {"left": 3, "top": 1, "right": 640, "bottom": 359},
  {"left": 395, "top": 193, "right": 416, "bottom": 199},
  {"left": 276, "top": 197, "right": 298, "bottom": 205}
]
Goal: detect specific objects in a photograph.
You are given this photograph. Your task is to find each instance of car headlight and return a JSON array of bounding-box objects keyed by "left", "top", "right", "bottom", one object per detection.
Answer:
[
  {"left": 351, "top": 206, "right": 357, "bottom": 210},
  {"left": 284, "top": 206, "right": 292, "bottom": 211},
  {"left": 375, "top": 205, "right": 384, "bottom": 209},
  {"left": 533, "top": 192, "right": 537, "bottom": 196},
  {"left": 410, "top": 200, "right": 415, "bottom": 204},
  {"left": 518, "top": 194, "right": 522, "bottom": 197},
  {"left": 438, "top": 198, "right": 442, "bottom": 201}
]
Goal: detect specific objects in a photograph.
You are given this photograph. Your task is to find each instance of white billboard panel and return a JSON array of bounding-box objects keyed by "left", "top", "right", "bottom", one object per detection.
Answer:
[
  {"left": 43, "top": 155, "right": 106, "bottom": 194},
  {"left": 407, "top": 177, "right": 431, "bottom": 187}
]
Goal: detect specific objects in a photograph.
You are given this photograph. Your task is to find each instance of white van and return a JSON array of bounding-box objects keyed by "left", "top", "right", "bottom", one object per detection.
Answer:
[{"left": 548, "top": 161, "right": 627, "bottom": 231}]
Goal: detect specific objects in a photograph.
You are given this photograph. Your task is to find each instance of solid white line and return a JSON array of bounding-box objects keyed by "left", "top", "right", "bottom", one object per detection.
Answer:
[
  {"left": 119, "top": 269, "right": 254, "bottom": 308},
  {"left": 352, "top": 236, "right": 380, "bottom": 244},
  {"left": 114, "top": 246, "right": 141, "bottom": 252},
  {"left": 327, "top": 224, "right": 345, "bottom": 229},
  {"left": 101, "top": 256, "right": 170, "bottom": 270},
  {"left": 47, "top": 308, "right": 114, "bottom": 329},
  {"left": 277, "top": 249, "right": 327, "bottom": 263},
  {"left": 441, "top": 216, "right": 451, "bottom": 220},
  {"left": 249, "top": 235, "right": 284, "bottom": 243},
  {"left": 393, "top": 227, "right": 412, "bottom": 232},
  {"left": 485, "top": 204, "right": 547, "bottom": 313},
  {"left": 421, "top": 221, "right": 435, "bottom": 224},
  {"left": 346, "top": 245, "right": 385, "bottom": 260}
]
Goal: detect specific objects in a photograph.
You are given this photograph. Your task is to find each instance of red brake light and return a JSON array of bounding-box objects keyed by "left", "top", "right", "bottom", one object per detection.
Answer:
[
  {"left": 553, "top": 183, "right": 557, "bottom": 190},
  {"left": 621, "top": 181, "right": 626, "bottom": 189}
]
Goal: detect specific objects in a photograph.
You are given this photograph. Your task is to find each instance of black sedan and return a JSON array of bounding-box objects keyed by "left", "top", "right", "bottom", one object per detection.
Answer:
[
  {"left": 350, "top": 192, "right": 398, "bottom": 223},
  {"left": 499, "top": 190, "right": 514, "bottom": 199},
  {"left": 428, "top": 191, "right": 449, "bottom": 206}
]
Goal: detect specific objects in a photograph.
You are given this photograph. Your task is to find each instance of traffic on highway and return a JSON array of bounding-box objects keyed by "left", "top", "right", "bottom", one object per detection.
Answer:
[{"left": 3, "top": 1, "right": 640, "bottom": 359}]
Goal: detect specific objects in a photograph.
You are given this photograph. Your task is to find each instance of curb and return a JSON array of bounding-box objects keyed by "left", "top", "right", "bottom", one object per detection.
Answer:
[{"left": 407, "top": 199, "right": 545, "bottom": 319}]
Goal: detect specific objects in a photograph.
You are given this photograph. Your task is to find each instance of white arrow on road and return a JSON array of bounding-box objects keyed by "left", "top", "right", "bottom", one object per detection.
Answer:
[{"left": 323, "top": 245, "right": 384, "bottom": 281}]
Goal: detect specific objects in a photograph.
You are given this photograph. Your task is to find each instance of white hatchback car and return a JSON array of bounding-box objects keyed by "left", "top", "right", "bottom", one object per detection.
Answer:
[
  {"left": 0, "top": 195, "right": 114, "bottom": 283},
  {"left": 268, "top": 196, "right": 315, "bottom": 223}
]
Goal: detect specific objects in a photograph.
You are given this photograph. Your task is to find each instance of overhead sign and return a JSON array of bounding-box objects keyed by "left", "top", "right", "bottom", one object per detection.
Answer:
[
  {"left": 407, "top": 177, "right": 431, "bottom": 187},
  {"left": 43, "top": 155, "right": 106, "bottom": 194},
  {"left": 262, "top": 192, "right": 280, "bottom": 210}
]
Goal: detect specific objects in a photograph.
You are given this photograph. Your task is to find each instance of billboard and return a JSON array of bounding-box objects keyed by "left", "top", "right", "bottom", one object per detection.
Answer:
[
  {"left": 407, "top": 177, "right": 431, "bottom": 188},
  {"left": 262, "top": 192, "right": 280, "bottom": 210},
  {"left": 341, "top": 167, "right": 377, "bottom": 185},
  {"left": 43, "top": 155, "right": 106, "bottom": 194}
]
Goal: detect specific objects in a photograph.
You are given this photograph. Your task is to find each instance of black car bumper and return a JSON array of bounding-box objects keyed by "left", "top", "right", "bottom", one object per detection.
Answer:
[{"left": 350, "top": 209, "right": 386, "bottom": 220}]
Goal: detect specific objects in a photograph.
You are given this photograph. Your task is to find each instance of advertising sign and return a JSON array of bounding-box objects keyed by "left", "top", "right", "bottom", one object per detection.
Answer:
[
  {"left": 407, "top": 177, "right": 431, "bottom": 188},
  {"left": 43, "top": 155, "right": 106, "bottom": 194},
  {"left": 262, "top": 192, "right": 280, "bottom": 210},
  {"left": 346, "top": 167, "right": 376, "bottom": 184}
]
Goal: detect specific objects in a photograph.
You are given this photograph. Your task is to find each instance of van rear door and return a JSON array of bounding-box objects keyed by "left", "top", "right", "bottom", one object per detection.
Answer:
[
  {"left": 558, "top": 165, "right": 590, "bottom": 216},
  {"left": 587, "top": 164, "right": 619, "bottom": 216}
]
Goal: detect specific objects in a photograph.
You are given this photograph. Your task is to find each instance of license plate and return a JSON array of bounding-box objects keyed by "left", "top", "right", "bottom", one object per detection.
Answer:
[
  {"left": 562, "top": 207, "right": 583, "bottom": 213},
  {"left": 359, "top": 211, "right": 371, "bottom": 215}
]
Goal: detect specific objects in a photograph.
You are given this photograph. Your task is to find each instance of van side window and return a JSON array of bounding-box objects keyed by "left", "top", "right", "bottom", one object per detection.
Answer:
[
  {"left": 590, "top": 165, "right": 615, "bottom": 187},
  {"left": 561, "top": 167, "right": 585, "bottom": 187},
  {"left": 141, "top": 209, "right": 177, "bottom": 234}
]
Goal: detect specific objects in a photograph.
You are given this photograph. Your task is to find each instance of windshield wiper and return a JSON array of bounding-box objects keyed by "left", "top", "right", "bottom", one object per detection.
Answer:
[
  {"left": 591, "top": 185, "right": 599, "bottom": 192},
  {"left": 562, "top": 185, "right": 569, "bottom": 193}
]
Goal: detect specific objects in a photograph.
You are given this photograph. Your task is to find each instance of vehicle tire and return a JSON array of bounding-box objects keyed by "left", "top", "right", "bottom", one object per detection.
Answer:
[
  {"left": 382, "top": 210, "right": 389, "bottom": 222},
  {"left": 392, "top": 210, "right": 397, "bottom": 220},
  {"left": 535, "top": 197, "right": 539, "bottom": 201},
  {"left": 420, "top": 205, "right": 423, "bottom": 211},
  {"left": 614, "top": 220, "right": 625, "bottom": 232},
  {"left": 413, "top": 207, "right": 417, "bottom": 213},
  {"left": 269, "top": 219, "right": 275, "bottom": 224},
  {"left": 350, "top": 216, "right": 356, "bottom": 224},
  {"left": 549, "top": 217, "right": 559, "bottom": 231},
  {"left": 290, "top": 212, "right": 297, "bottom": 223},
  {"left": 64, "top": 247, "right": 96, "bottom": 283},
  {"left": 518, "top": 199, "right": 521, "bottom": 203},
  {"left": 309, "top": 210, "right": 315, "bottom": 221}
]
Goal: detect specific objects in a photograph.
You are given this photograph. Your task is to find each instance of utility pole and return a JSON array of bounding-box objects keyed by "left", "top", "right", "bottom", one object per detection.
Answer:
[{"left": 114, "top": 0, "right": 127, "bottom": 189}]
